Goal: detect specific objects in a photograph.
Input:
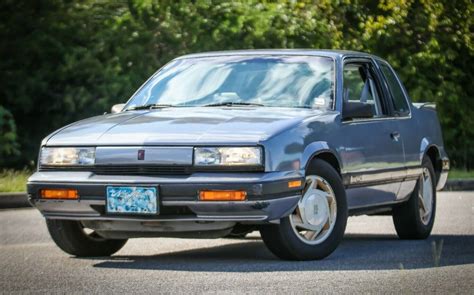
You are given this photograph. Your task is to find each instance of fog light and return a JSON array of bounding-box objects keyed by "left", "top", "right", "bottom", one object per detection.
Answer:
[
  {"left": 41, "top": 189, "right": 78, "bottom": 199},
  {"left": 199, "top": 190, "right": 247, "bottom": 201}
]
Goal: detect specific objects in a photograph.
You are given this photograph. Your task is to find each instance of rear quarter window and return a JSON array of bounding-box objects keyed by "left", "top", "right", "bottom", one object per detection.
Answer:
[{"left": 379, "top": 63, "right": 410, "bottom": 115}]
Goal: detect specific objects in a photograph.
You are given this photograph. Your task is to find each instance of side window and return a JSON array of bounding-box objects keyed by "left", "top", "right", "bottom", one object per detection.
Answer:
[
  {"left": 343, "top": 62, "right": 383, "bottom": 117},
  {"left": 379, "top": 63, "right": 410, "bottom": 115}
]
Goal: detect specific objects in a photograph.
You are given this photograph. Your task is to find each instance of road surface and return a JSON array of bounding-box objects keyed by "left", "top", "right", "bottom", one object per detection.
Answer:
[{"left": 0, "top": 191, "right": 473, "bottom": 293}]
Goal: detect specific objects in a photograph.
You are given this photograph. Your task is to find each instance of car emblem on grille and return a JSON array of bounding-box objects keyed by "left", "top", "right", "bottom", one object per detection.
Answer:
[{"left": 137, "top": 149, "right": 145, "bottom": 160}]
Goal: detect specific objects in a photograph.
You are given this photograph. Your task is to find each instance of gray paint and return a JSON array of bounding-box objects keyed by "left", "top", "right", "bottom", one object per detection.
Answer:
[{"left": 29, "top": 49, "right": 449, "bottom": 225}]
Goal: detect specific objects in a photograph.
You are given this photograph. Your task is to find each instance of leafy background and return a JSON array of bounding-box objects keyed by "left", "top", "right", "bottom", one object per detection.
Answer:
[{"left": 0, "top": 0, "right": 472, "bottom": 169}]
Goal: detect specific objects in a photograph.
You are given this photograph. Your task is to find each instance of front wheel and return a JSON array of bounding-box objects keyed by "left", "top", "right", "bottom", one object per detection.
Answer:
[
  {"left": 260, "top": 159, "right": 348, "bottom": 260},
  {"left": 46, "top": 219, "right": 128, "bottom": 257}
]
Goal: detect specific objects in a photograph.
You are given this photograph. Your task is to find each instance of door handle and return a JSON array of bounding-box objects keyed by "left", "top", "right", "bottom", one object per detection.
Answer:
[{"left": 391, "top": 131, "right": 401, "bottom": 142}]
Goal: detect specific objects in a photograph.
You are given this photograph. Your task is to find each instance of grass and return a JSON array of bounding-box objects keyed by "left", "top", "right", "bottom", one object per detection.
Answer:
[
  {"left": 0, "top": 169, "right": 32, "bottom": 193},
  {"left": 448, "top": 169, "right": 474, "bottom": 179},
  {"left": 0, "top": 168, "right": 472, "bottom": 193}
]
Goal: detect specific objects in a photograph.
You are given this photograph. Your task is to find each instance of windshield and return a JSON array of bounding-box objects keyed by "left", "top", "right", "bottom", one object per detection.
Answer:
[{"left": 125, "top": 55, "right": 335, "bottom": 110}]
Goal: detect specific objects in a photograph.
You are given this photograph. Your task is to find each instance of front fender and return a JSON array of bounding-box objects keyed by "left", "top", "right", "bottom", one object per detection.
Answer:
[{"left": 301, "top": 141, "right": 342, "bottom": 171}]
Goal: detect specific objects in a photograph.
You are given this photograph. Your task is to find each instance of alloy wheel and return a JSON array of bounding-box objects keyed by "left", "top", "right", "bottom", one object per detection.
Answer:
[
  {"left": 418, "top": 167, "right": 434, "bottom": 225},
  {"left": 289, "top": 175, "right": 337, "bottom": 245}
]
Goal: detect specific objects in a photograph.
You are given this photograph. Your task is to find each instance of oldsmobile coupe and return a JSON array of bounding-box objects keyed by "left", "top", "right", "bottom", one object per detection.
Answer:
[{"left": 27, "top": 50, "right": 449, "bottom": 260}]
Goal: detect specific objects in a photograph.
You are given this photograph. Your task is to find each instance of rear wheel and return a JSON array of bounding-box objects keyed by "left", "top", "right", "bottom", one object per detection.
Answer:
[
  {"left": 260, "top": 159, "right": 348, "bottom": 260},
  {"left": 392, "top": 157, "right": 436, "bottom": 239},
  {"left": 46, "top": 219, "right": 127, "bottom": 257}
]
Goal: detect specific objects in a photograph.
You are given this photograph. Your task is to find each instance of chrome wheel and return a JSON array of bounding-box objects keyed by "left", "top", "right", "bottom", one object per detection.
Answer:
[
  {"left": 418, "top": 167, "right": 433, "bottom": 225},
  {"left": 289, "top": 175, "right": 337, "bottom": 245}
]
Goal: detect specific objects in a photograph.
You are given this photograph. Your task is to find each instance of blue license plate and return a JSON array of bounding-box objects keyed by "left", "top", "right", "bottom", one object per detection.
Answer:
[{"left": 106, "top": 186, "right": 158, "bottom": 214}]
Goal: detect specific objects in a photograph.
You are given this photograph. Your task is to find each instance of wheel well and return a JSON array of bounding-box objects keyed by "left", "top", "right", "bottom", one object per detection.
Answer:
[
  {"left": 426, "top": 146, "right": 441, "bottom": 182},
  {"left": 307, "top": 152, "right": 341, "bottom": 175}
]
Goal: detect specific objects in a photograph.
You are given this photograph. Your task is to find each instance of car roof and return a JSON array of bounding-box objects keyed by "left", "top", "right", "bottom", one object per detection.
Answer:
[{"left": 175, "top": 49, "right": 376, "bottom": 60}]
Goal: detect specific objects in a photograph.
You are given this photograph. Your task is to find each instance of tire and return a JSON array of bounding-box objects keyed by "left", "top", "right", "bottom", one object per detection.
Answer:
[
  {"left": 392, "top": 157, "right": 436, "bottom": 239},
  {"left": 46, "top": 219, "right": 128, "bottom": 257},
  {"left": 260, "top": 159, "right": 348, "bottom": 260}
]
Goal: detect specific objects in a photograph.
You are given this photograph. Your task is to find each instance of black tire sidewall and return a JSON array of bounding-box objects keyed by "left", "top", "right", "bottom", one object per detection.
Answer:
[
  {"left": 274, "top": 159, "right": 348, "bottom": 260},
  {"left": 46, "top": 219, "right": 127, "bottom": 257},
  {"left": 392, "top": 156, "right": 437, "bottom": 239},
  {"left": 413, "top": 157, "right": 437, "bottom": 235}
]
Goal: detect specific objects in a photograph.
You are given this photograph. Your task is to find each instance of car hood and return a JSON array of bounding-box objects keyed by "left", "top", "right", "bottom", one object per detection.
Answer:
[{"left": 46, "top": 107, "right": 330, "bottom": 146}]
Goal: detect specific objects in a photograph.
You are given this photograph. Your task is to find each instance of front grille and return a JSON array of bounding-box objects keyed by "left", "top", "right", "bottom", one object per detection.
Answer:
[
  {"left": 94, "top": 165, "right": 192, "bottom": 175},
  {"left": 39, "top": 165, "right": 192, "bottom": 175}
]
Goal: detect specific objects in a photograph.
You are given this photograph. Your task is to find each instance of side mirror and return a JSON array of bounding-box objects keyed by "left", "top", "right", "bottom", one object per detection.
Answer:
[
  {"left": 111, "top": 103, "right": 126, "bottom": 114},
  {"left": 342, "top": 101, "right": 374, "bottom": 120}
]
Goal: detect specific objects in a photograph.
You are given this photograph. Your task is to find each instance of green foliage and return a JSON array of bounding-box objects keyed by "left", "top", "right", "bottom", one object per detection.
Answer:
[
  {"left": 0, "top": 169, "right": 31, "bottom": 192},
  {"left": 448, "top": 169, "right": 474, "bottom": 180},
  {"left": 0, "top": 105, "right": 20, "bottom": 165},
  {"left": 0, "top": 0, "right": 472, "bottom": 168},
  {"left": 340, "top": 0, "right": 474, "bottom": 169}
]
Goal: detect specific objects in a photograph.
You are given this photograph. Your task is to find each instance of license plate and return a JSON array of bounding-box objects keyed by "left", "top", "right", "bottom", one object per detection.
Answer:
[{"left": 106, "top": 186, "right": 158, "bottom": 215}]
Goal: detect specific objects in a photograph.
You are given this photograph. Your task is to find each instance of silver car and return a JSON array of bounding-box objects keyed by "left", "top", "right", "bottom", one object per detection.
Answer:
[{"left": 27, "top": 50, "right": 449, "bottom": 260}]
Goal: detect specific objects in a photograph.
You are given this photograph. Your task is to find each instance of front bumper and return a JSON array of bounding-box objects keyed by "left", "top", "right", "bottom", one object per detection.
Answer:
[{"left": 27, "top": 171, "right": 303, "bottom": 223}]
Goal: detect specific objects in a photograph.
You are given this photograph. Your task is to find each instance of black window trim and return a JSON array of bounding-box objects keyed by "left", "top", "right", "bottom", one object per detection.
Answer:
[
  {"left": 341, "top": 56, "right": 392, "bottom": 121},
  {"left": 374, "top": 59, "right": 412, "bottom": 118}
]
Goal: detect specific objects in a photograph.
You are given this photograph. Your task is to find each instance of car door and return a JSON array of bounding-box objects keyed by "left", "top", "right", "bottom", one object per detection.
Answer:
[
  {"left": 376, "top": 60, "right": 420, "bottom": 199},
  {"left": 338, "top": 57, "right": 406, "bottom": 209}
]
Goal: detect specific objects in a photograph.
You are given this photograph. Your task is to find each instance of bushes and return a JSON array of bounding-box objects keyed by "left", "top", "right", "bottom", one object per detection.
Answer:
[{"left": 0, "top": 106, "right": 19, "bottom": 166}]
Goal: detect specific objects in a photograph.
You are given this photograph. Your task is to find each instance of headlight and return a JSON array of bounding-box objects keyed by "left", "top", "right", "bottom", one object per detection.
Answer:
[
  {"left": 194, "top": 147, "right": 262, "bottom": 166},
  {"left": 40, "top": 147, "right": 95, "bottom": 166}
]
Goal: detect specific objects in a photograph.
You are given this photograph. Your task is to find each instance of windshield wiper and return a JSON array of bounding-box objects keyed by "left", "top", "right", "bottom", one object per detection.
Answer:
[
  {"left": 126, "top": 104, "right": 176, "bottom": 111},
  {"left": 203, "top": 102, "right": 264, "bottom": 107}
]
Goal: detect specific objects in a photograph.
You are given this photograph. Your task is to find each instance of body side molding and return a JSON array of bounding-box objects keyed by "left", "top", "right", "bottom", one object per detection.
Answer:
[{"left": 343, "top": 166, "right": 422, "bottom": 188}]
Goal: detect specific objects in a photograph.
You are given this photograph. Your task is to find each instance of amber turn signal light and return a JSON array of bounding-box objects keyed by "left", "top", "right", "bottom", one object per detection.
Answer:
[
  {"left": 199, "top": 190, "right": 247, "bottom": 201},
  {"left": 288, "top": 180, "right": 302, "bottom": 188},
  {"left": 41, "top": 189, "right": 79, "bottom": 199}
]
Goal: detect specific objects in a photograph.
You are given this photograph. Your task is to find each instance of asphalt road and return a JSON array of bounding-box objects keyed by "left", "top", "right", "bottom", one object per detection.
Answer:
[{"left": 1, "top": 192, "right": 473, "bottom": 294}]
